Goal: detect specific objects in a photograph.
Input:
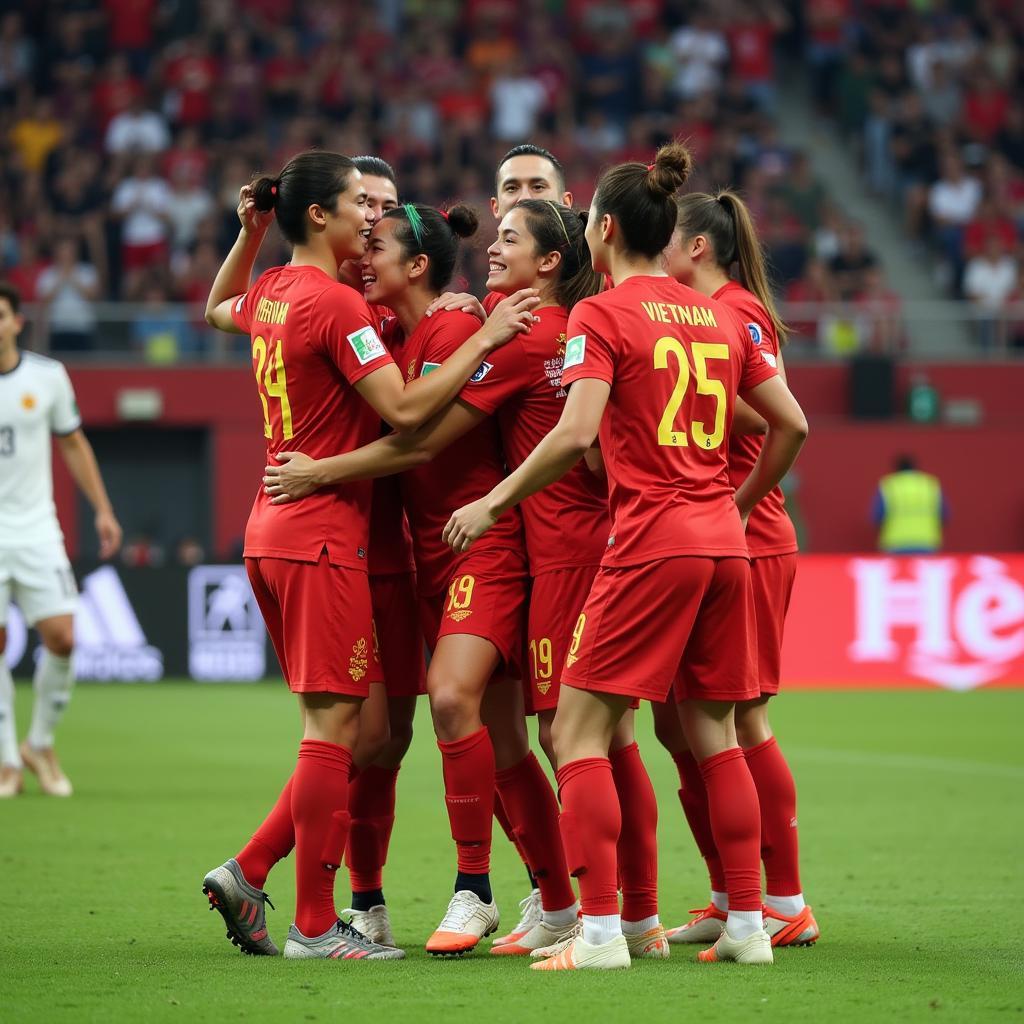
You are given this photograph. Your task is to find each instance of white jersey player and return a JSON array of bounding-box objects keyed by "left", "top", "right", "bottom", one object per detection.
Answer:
[{"left": 0, "top": 283, "right": 122, "bottom": 797}]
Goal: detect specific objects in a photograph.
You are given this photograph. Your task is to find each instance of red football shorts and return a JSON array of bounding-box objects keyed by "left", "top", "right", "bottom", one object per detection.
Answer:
[
  {"left": 246, "top": 552, "right": 381, "bottom": 696},
  {"left": 370, "top": 571, "right": 427, "bottom": 697},
  {"left": 418, "top": 547, "right": 528, "bottom": 676},
  {"left": 562, "top": 556, "right": 759, "bottom": 704},
  {"left": 750, "top": 553, "right": 797, "bottom": 696},
  {"left": 525, "top": 564, "right": 599, "bottom": 714}
]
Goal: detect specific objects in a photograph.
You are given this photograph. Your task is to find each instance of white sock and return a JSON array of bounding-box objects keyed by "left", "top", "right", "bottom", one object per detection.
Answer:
[
  {"left": 541, "top": 902, "right": 579, "bottom": 928},
  {"left": 621, "top": 914, "right": 660, "bottom": 934},
  {"left": 711, "top": 890, "right": 729, "bottom": 912},
  {"left": 582, "top": 913, "right": 621, "bottom": 946},
  {"left": 766, "top": 893, "right": 805, "bottom": 916},
  {"left": 0, "top": 658, "right": 21, "bottom": 768},
  {"left": 27, "top": 651, "right": 74, "bottom": 750},
  {"left": 725, "top": 910, "right": 764, "bottom": 941}
]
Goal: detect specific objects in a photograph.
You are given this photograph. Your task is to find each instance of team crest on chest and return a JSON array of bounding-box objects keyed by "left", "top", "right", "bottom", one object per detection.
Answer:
[
  {"left": 555, "top": 333, "right": 566, "bottom": 359},
  {"left": 21, "top": 393, "right": 36, "bottom": 411}
]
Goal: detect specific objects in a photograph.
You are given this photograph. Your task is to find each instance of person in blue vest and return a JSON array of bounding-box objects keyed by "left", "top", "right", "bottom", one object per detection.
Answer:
[{"left": 873, "top": 455, "right": 947, "bottom": 554}]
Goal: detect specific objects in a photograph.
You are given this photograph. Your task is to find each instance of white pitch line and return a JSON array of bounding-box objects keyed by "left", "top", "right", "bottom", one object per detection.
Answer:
[{"left": 788, "top": 746, "right": 1024, "bottom": 781}]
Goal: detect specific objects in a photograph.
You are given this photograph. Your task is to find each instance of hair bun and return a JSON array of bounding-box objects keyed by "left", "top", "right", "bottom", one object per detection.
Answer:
[
  {"left": 445, "top": 203, "right": 479, "bottom": 240},
  {"left": 251, "top": 175, "right": 279, "bottom": 212},
  {"left": 648, "top": 142, "right": 693, "bottom": 197}
]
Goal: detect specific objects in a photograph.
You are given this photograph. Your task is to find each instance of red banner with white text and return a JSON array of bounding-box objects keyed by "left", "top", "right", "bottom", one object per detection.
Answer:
[{"left": 782, "top": 556, "right": 1024, "bottom": 690}]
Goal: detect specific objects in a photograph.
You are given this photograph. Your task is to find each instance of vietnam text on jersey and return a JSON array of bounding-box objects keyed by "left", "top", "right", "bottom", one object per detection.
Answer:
[
  {"left": 458, "top": 306, "right": 609, "bottom": 574},
  {"left": 393, "top": 309, "right": 525, "bottom": 596},
  {"left": 715, "top": 281, "right": 799, "bottom": 558},
  {"left": 560, "top": 275, "right": 777, "bottom": 567},
  {"left": 231, "top": 265, "right": 394, "bottom": 568}
]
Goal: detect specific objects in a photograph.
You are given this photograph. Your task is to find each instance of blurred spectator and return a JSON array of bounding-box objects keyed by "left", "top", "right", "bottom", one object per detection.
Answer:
[
  {"left": 6, "top": 236, "right": 45, "bottom": 303},
  {"left": 490, "top": 56, "right": 547, "bottom": 141},
  {"left": 670, "top": 10, "right": 728, "bottom": 100},
  {"left": 855, "top": 266, "right": 904, "bottom": 353},
  {"left": 122, "top": 533, "right": 165, "bottom": 567},
  {"left": 36, "top": 238, "right": 100, "bottom": 352},
  {"left": 105, "top": 93, "right": 170, "bottom": 155},
  {"left": 111, "top": 154, "right": 173, "bottom": 289},
  {"left": 0, "top": 14, "right": 34, "bottom": 101},
  {"left": 927, "top": 154, "right": 982, "bottom": 288},
  {"left": 874, "top": 455, "right": 946, "bottom": 555},
  {"left": 785, "top": 258, "right": 838, "bottom": 347},
  {"left": 963, "top": 234, "right": 1018, "bottom": 348},
  {"left": 131, "top": 277, "right": 197, "bottom": 364},
  {"left": 963, "top": 196, "right": 1018, "bottom": 260},
  {"left": 10, "top": 96, "right": 64, "bottom": 173},
  {"left": 778, "top": 151, "right": 827, "bottom": 230},
  {"left": 829, "top": 222, "right": 879, "bottom": 299},
  {"left": 167, "top": 165, "right": 214, "bottom": 256},
  {"left": 175, "top": 536, "right": 205, "bottom": 567}
]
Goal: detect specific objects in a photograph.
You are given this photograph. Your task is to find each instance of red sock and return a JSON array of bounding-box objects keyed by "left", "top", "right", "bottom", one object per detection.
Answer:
[
  {"left": 291, "top": 739, "right": 353, "bottom": 937},
  {"left": 236, "top": 775, "right": 295, "bottom": 889},
  {"left": 438, "top": 727, "right": 494, "bottom": 874},
  {"left": 610, "top": 743, "right": 658, "bottom": 921},
  {"left": 673, "top": 751, "right": 726, "bottom": 893},
  {"left": 495, "top": 753, "right": 576, "bottom": 911},
  {"left": 744, "top": 736, "right": 801, "bottom": 897},
  {"left": 346, "top": 764, "right": 400, "bottom": 893},
  {"left": 699, "top": 747, "right": 762, "bottom": 912},
  {"left": 555, "top": 758, "right": 620, "bottom": 917},
  {"left": 494, "top": 791, "right": 529, "bottom": 866}
]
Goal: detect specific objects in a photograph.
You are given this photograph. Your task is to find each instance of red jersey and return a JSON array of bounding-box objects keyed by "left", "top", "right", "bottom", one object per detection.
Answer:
[
  {"left": 391, "top": 309, "right": 525, "bottom": 595},
  {"left": 458, "top": 306, "right": 609, "bottom": 573},
  {"left": 715, "top": 282, "right": 798, "bottom": 557},
  {"left": 368, "top": 319, "right": 416, "bottom": 576},
  {"left": 231, "top": 264, "right": 394, "bottom": 568},
  {"left": 561, "top": 275, "right": 777, "bottom": 568}
]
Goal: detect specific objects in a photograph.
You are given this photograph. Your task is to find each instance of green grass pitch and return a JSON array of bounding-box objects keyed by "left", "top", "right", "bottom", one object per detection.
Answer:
[{"left": 3, "top": 684, "right": 1022, "bottom": 1023}]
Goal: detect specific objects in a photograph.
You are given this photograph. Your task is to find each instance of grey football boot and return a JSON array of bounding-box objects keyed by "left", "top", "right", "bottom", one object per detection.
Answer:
[
  {"left": 202, "top": 858, "right": 279, "bottom": 956},
  {"left": 283, "top": 918, "right": 406, "bottom": 960}
]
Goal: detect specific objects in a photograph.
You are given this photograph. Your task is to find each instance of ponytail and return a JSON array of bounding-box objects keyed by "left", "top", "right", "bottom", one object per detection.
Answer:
[{"left": 675, "top": 189, "right": 788, "bottom": 346}]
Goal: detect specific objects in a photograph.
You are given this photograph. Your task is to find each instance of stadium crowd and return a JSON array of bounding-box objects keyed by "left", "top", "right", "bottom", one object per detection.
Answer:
[
  {"left": 0, "top": 0, "right": 935, "bottom": 358},
  {"left": 834, "top": 0, "right": 1024, "bottom": 341}
]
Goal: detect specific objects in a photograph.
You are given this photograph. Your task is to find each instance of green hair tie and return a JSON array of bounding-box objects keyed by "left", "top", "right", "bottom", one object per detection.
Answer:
[{"left": 403, "top": 203, "right": 425, "bottom": 248}]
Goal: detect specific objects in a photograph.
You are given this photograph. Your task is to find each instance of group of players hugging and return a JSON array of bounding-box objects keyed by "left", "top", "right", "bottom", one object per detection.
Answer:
[{"left": 199, "top": 138, "right": 815, "bottom": 971}]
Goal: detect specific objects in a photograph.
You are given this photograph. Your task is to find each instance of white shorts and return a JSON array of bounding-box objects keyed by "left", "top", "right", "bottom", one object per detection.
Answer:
[{"left": 0, "top": 543, "right": 79, "bottom": 627}]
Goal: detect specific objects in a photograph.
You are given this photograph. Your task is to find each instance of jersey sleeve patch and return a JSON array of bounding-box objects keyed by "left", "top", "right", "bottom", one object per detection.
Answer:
[
  {"left": 761, "top": 351, "right": 778, "bottom": 368},
  {"left": 468, "top": 360, "right": 493, "bottom": 383},
  {"left": 563, "top": 334, "right": 586, "bottom": 369},
  {"left": 420, "top": 361, "right": 441, "bottom": 377},
  {"left": 347, "top": 325, "right": 387, "bottom": 365},
  {"left": 234, "top": 294, "right": 246, "bottom": 314},
  {"left": 747, "top": 322, "right": 763, "bottom": 345}
]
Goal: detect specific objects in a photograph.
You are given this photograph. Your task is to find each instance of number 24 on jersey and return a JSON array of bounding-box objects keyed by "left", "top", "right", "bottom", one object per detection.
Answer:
[{"left": 252, "top": 335, "right": 293, "bottom": 441}]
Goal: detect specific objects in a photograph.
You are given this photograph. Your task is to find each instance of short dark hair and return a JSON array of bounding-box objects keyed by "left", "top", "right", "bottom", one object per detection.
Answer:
[
  {"left": 0, "top": 281, "right": 21, "bottom": 314},
  {"left": 352, "top": 155, "right": 397, "bottom": 184},
  {"left": 252, "top": 150, "right": 356, "bottom": 245},
  {"left": 495, "top": 144, "right": 566, "bottom": 193}
]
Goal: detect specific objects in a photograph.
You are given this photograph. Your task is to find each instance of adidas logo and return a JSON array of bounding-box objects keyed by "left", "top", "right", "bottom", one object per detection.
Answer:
[{"left": 73, "top": 567, "right": 164, "bottom": 681}]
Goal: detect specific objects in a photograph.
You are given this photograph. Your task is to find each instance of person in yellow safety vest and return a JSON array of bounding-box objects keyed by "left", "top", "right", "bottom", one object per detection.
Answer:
[{"left": 873, "top": 455, "right": 947, "bottom": 554}]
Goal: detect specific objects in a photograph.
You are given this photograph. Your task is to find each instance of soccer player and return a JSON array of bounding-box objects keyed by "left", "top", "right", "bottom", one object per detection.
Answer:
[
  {"left": 263, "top": 202, "right": 579, "bottom": 957},
  {"left": 201, "top": 152, "right": 536, "bottom": 962},
  {"left": 442, "top": 143, "right": 809, "bottom": 970},
  {"left": 0, "top": 282, "right": 122, "bottom": 799},
  {"left": 659, "top": 189, "right": 818, "bottom": 948},
  {"left": 341, "top": 155, "right": 422, "bottom": 947}
]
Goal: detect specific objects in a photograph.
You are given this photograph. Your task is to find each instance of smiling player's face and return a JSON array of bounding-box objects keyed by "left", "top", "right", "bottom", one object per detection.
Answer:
[
  {"left": 486, "top": 207, "right": 551, "bottom": 294},
  {"left": 361, "top": 174, "right": 399, "bottom": 225},
  {"left": 325, "top": 171, "right": 374, "bottom": 263},
  {"left": 360, "top": 218, "right": 412, "bottom": 305}
]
